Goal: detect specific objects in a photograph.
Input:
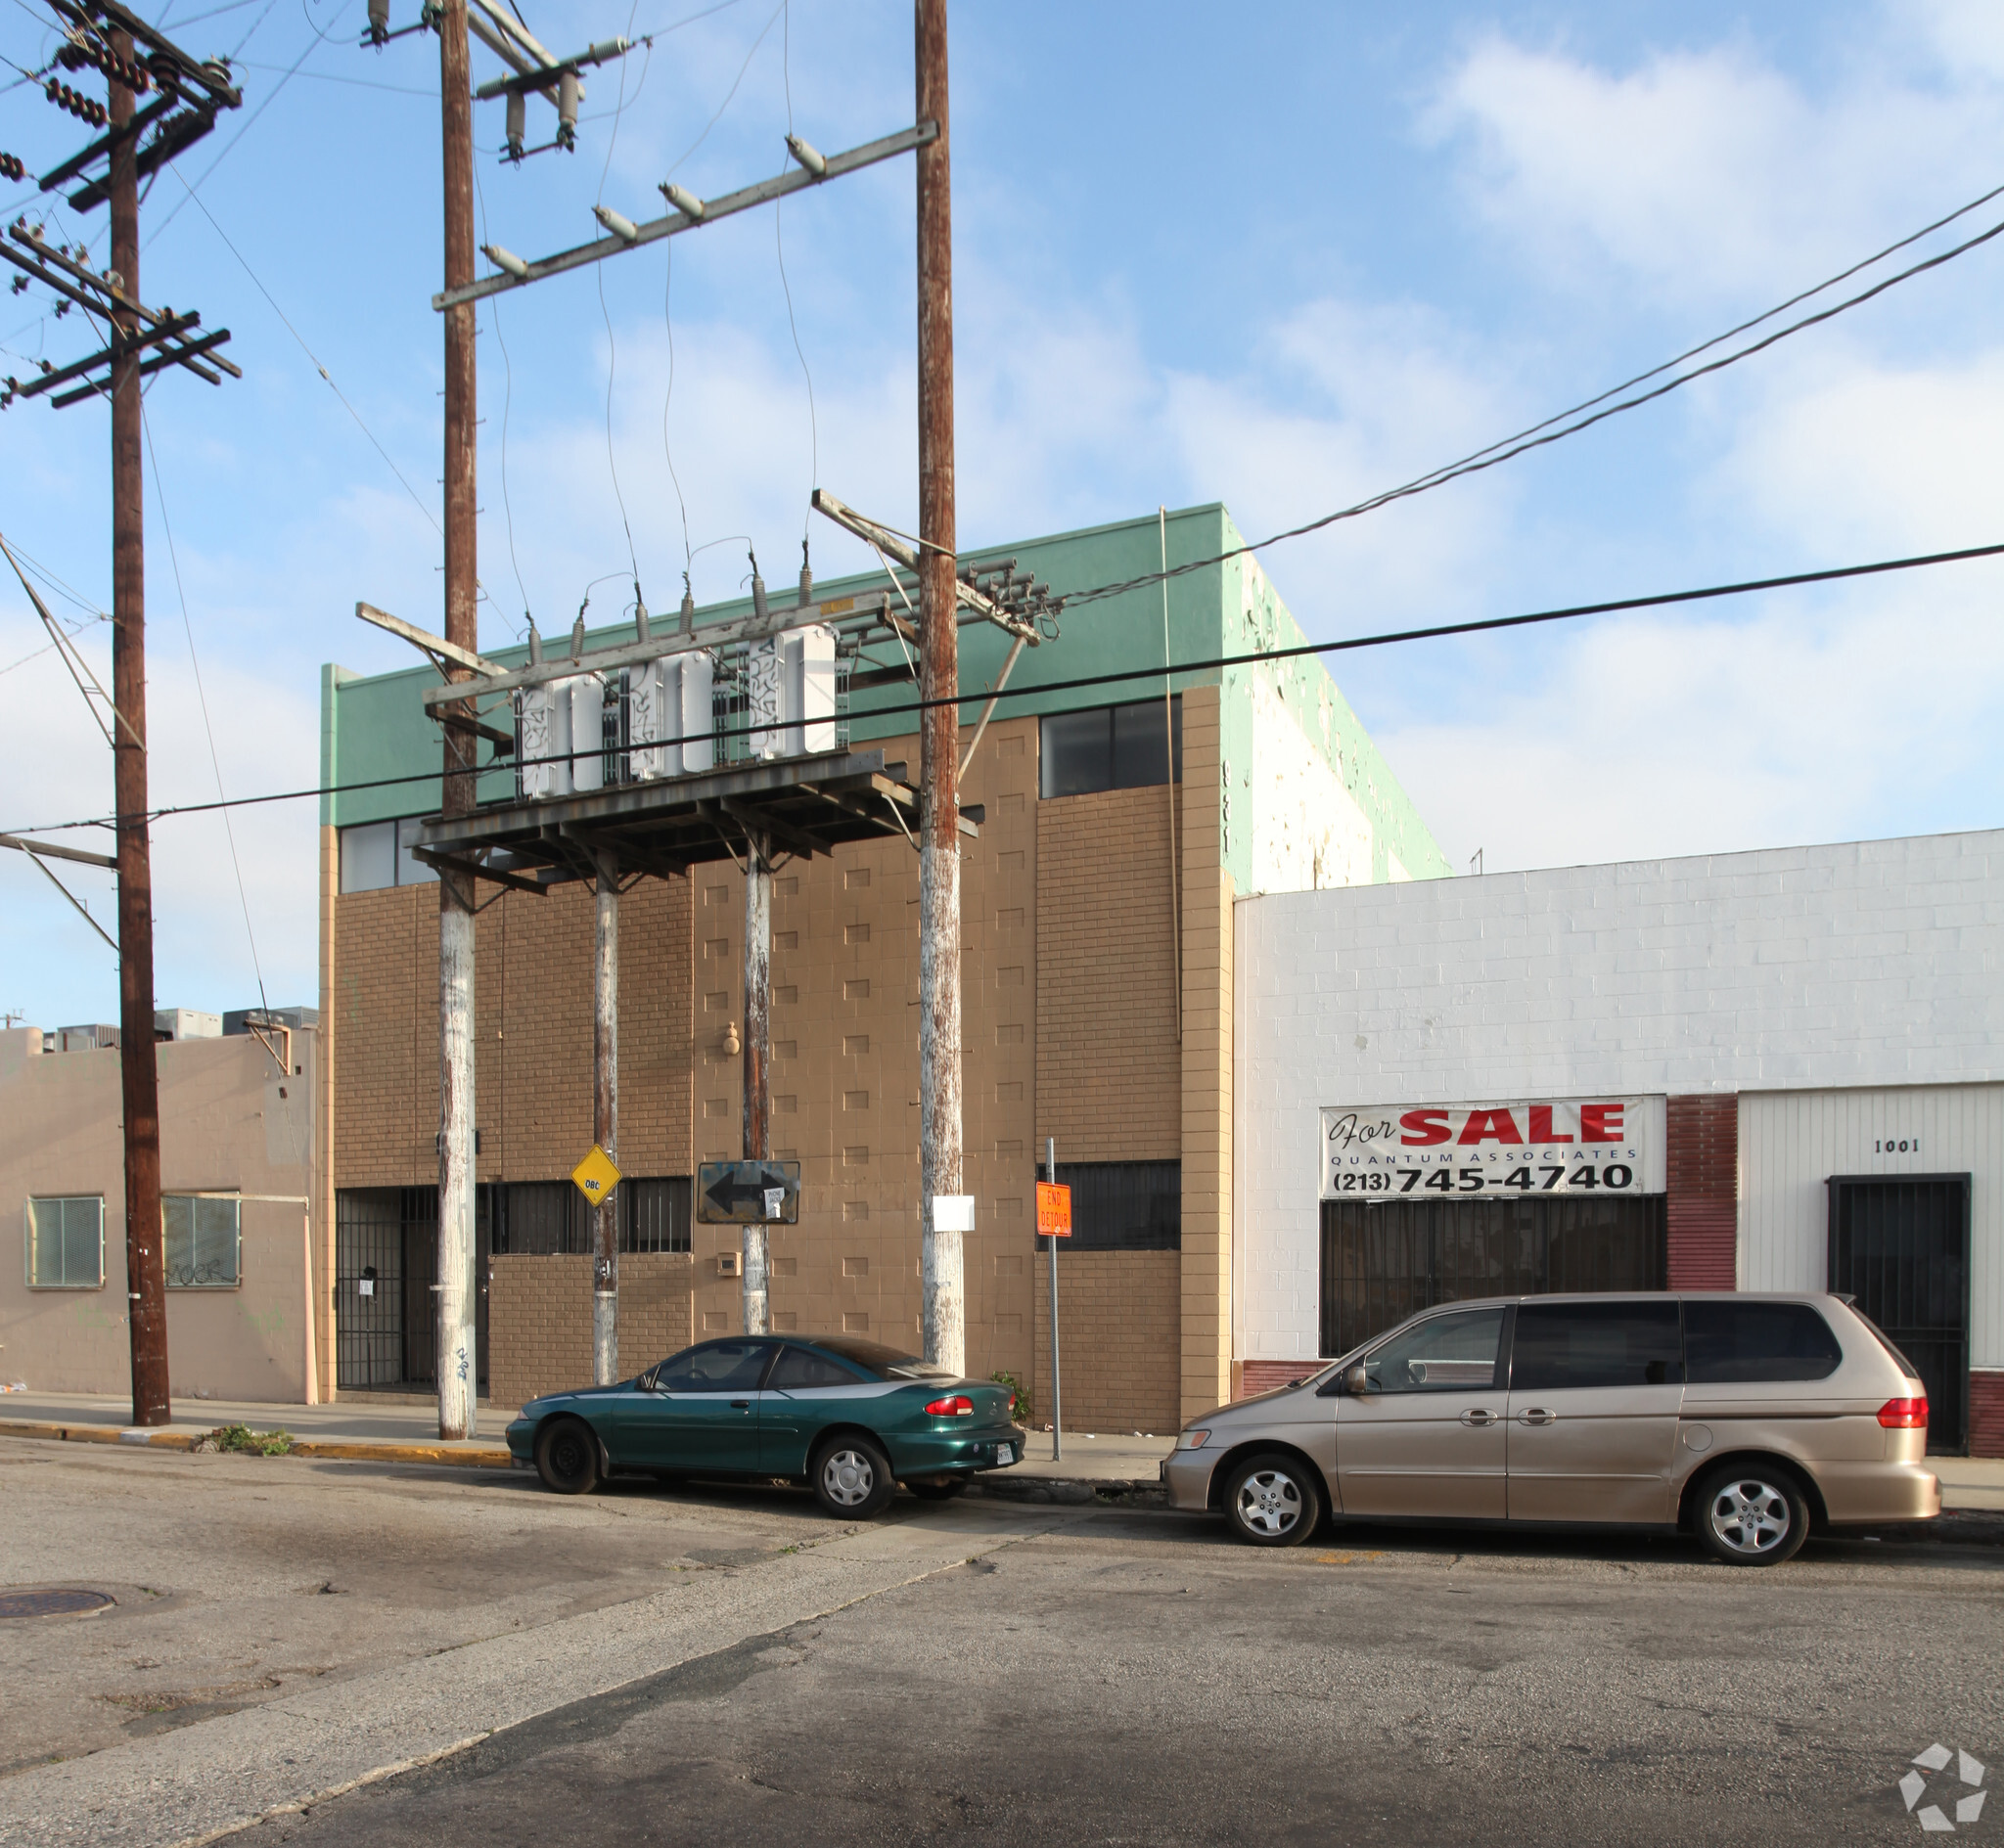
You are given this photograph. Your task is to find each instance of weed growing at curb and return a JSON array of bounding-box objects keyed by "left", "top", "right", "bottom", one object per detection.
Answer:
[{"left": 200, "top": 1424, "right": 295, "bottom": 1457}]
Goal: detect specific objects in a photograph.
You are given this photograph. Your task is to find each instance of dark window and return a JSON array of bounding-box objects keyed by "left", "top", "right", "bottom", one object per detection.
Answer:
[
  {"left": 1036, "top": 1160, "right": 1180, "bottom": 1252},
  {"left": 809, "top": 1336, "right": 954, "bottom": 1380},
  {"left": 768, "top": 1345, "right": 868, "bottom": 1389},
  {"left": 1511, "top": 1301, "right": 1684, "bottom": 1392},
  {"left": 623, "top": 1178, "right": 693, "bottom": 1253},
  {"left": 1319, "top": 1194, "right": 1666, "bottom": 1357},
  {"left": 655, "top": 1340, "right": 774, "bottom": 1392},
  {"left": 1357, "top": 1306, "right": 1505, "bottom": 1395},
  {"left": 488, "top": 1177, "right": 692, "bottom": 1254},
  {"left": 1038, "top": 697, "right": 1181, "bottom": 799},
  {"left": 1684, "top": 1301, "right": 1843, "bottom": 1383}
]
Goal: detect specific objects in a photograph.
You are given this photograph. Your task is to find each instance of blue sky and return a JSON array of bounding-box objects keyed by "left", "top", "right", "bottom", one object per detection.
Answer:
[{"left": 4, "top": 0, "right": 2003, "bottom": 1024}]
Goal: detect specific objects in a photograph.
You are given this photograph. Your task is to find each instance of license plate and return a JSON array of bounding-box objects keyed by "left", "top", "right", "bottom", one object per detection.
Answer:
[{"left": 996, "top": 1443, "right": 1015, "bottom": 1465}]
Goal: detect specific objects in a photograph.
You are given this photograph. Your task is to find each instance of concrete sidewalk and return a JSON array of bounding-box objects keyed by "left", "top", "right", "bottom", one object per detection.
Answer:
[{"left": 4, "top": 1391, "right": 1996, "bottom": 1508}]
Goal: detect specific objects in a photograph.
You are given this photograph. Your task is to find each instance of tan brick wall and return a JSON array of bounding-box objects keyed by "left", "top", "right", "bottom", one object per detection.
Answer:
[
  {"left": 330, "top": 697, "right": 1218, "bottom": 1403},
  {"left": 333, "top": 868, "right": 695, "bottom": 1189},
  {"left": 1035, "top": 783, "right": 1181, "bottom": 1161},
  {"left": 488, "top": 1250, "right": 695, "bottom": 1407},
  {"left": 1178, "top": 685, "right": 1233, "bottom": 1423},
  {"left": 1031, "top": 1248, "right": 1181, "bottom": 1435}
]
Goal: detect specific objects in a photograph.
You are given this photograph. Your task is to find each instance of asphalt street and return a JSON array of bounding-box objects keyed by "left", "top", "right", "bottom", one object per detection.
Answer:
[{"left": 1, "top": 1436, "right": 1999, "bottom": 1847}]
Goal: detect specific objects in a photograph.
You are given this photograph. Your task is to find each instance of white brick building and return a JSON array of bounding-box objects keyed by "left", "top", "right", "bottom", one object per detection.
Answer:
[{"left": 1232, "top": 829, "right": 2004, "bottom": 1457}]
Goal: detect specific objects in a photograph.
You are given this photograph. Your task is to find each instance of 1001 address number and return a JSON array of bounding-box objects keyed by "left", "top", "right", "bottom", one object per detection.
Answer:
[{"left": 1330, "top": 1164, "right": 1635, "bottom": 1195}]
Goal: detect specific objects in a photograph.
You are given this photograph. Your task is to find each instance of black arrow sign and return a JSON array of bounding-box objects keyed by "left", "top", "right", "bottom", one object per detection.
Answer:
[{"left": 697, "top": 1159, "right": 801, "bottom": 1225}]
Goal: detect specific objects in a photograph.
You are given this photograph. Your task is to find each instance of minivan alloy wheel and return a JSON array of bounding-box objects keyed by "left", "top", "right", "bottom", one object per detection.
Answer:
[
  {"left": 1224, "top": 1453, "right": 1324, "bottom": 1548},
  {"left": 1697, "top": 1465, "right": 1808, "bottom": 1565}
]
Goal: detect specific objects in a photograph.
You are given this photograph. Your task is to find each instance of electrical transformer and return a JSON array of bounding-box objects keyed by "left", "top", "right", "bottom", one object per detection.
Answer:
[
  {"left": 515, "top": 675, "right": 609, "bottom": 799},
  {"left": 626, "top": 651, "right": 715, "bottom": 779},
  {"left": 744, "top": 623, "right": 838, "bottom": 760}
]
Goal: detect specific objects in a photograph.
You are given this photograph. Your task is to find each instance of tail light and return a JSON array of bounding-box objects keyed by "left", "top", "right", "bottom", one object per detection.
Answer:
[
  {"left": 924, "top": 1394, "right": 974, "bottom": 1418},
  {"left": 1878, "top": 1397, "right": 1928, "bottom": 1429}
]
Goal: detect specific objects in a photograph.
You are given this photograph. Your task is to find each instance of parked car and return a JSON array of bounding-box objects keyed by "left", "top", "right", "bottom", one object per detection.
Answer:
[
  {"left": 1163, "top": 1292, "right": 1939, "bottom": 1564},
  {"left": 508, "top": 1334, "right": 1025, "bottom": 1518}
]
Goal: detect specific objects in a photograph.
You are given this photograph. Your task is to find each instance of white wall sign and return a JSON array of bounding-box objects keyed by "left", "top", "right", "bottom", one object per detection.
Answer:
[
  {"left": 1319, "top": 1097, "right": 1666, "bottom": 1198},
  {"left": 932, "top": 1194, "right": 977, "bottom": 1233}
]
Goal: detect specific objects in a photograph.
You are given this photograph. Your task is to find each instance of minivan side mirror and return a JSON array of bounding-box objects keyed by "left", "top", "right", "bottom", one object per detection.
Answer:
[{"left": 1344, "top": 1365, "right": 1371, "bottom": 1396}]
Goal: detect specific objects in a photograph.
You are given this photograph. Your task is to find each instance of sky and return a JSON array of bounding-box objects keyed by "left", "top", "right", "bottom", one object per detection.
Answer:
[{"left": 2, "top": 0, "right": 2002, "bottom": 1026}]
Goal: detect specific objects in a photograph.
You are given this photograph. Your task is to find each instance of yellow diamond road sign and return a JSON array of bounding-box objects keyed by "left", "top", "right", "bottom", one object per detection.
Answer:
[{"left": 570, "top": 1144, "right": 622, "bottom": 1207}]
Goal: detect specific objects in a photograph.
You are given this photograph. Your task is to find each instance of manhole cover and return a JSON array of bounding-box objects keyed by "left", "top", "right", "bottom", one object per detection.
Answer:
[{"left": 0, "top": 1588, "right": 114, "bottom": 1619}]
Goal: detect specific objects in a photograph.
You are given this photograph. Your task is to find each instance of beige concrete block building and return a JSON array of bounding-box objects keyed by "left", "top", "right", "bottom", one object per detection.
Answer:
[{"left": 318, "top": 505, "right": 1449, "bottom": 1426}]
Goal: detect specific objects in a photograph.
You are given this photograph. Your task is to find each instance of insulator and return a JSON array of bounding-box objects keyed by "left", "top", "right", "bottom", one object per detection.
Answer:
[
  {"left": 505, "top": 90, "right": 524, "bottom": 158},
  {"left": 557, "top": 69, "right": 579, "bottom": 148},
  {"left": 0, "top": 154, "right": 23, "bottom": 182},
  {"left": 58, "top": 43, "right": 87, "bottom": 69},
  {"left": 367, "top": 0, "right": 389, "bottom": 38},
  {"left": 9, "top": 276, "right": 26, "bottom": 294}
]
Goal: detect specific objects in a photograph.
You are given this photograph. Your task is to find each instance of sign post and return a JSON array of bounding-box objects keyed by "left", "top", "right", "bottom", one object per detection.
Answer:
[{"left": 1036, "top": 1139, "right": 1070, "bottom": 1462}]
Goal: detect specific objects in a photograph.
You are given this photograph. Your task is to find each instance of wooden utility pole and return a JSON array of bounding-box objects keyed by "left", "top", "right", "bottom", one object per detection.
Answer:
[
  {"left": 108, "top": 27, "right": 168, "bottom": 1426},
  {"left": 915, "top": 0, "right": 963, "bottom": 1375},
  {"left": 741, "top": 829, "right": 772, "bottom": 1334},
  {"left": 435, "top": 0, "right": 480, "bottom": 1439},
  {"left": 591, "top": 844, "right": 619, "bottom": 1380}
]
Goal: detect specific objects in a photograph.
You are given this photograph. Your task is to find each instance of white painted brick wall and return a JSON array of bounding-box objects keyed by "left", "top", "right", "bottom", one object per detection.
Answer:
[{"left": 1233, "top": 830, "right": 2004, "bottom": 1361}]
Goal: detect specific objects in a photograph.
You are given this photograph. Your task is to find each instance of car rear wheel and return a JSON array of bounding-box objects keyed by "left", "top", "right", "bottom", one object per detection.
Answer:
[
  {"left": 812, "top": 1436, "right": 895, "bottom": 1518},
  {"left": 1694, "top": 1462, "right": 1808, "bottom": 1566},
  {"left": 535, "top": 1418, "right": 600, "bottom": 1496},
  {"left": 905, "top": 1477, "right": 969, "bottom": 1502},
  {"left": 1223, "top": 1452, "right": 1323, "bottom": 1548}
]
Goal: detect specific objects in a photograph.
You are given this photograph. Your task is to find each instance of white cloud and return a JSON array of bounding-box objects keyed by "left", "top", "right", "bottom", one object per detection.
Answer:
[{"left": 1426, "top": 25, "right": 2004, "bottom": 307}]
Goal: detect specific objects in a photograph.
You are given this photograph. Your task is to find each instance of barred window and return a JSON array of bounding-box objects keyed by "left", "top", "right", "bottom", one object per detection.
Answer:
[
  {"left": 25, "top": 1195, "right": 104, "bottom": 1288},
  {"left": 1034, "top": 1160, "right": 1180, "bottom": 1251},
  {"left": 164, "top": 1194, "right": 242, "bottom": 1288},
  {"left": 488, "top": 1178, "right": 692, "bottom": 1254}
]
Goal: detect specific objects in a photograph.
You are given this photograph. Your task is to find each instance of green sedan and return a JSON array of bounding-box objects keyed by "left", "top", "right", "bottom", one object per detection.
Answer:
[{"left": 506, "top": 1334, "right": 1025, "bottom": 1518}]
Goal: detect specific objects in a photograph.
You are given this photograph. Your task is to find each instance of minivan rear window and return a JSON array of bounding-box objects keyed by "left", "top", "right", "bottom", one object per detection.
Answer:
[
  {"left": 1684, "top": 1302, "right": 1842, "bottom": 1383},
  {"left": 1846, "top": 1308, "right": 1924, "bottom": 1385}
]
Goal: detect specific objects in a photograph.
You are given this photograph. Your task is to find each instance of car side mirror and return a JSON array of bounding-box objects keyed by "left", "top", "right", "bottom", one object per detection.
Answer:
[{"left": 1344, "top": 1365, "right": 1372, "bottom": 1396}]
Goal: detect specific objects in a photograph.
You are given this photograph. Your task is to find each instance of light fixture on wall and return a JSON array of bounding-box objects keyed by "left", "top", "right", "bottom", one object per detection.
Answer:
[{"left": 722, "top": 1022, "right": 741, "bottom": 1057}]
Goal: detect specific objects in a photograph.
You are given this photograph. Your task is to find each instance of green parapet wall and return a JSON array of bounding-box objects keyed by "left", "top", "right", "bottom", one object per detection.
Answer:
[{"left": 318, "top": 503, "right": 1448, "bottom": 890}]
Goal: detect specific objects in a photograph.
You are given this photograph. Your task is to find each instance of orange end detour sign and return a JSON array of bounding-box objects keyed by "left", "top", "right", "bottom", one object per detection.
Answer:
[{"left": 1035, "top": 1181, "right": 1072, "bottom": 1238}]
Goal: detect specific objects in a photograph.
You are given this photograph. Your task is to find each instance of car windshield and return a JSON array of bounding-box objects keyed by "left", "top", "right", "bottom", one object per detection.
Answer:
[{"left": 808, "top": 1336, "right": 955, "bottom": 1381}]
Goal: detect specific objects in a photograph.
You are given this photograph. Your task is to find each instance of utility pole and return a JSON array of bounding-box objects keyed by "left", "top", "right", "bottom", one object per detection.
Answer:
[
  {"left": 435, "top": 0, "right": 479, "bottom": 1439},
  {"left": 4, "top": 4, "right": 243, "bottom": 1426},
  {"left": 107, "top": 26, "right": 166, "bottom": 1427},
  {"left": 591, "top": 844, "right": 619, "bottom": 1379},
  {"left": 915, "top": 0, "right": 963, "bottom": 1376},
  {"left": 742, "top": 829, "right": 771, "bottom": 1334}
]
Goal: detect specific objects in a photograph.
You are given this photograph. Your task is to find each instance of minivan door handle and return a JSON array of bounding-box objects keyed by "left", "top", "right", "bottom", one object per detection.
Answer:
[
  {"left": 730, "top": 1400, "right": 752, "bottom": 1410},
  {"left": 1459, "top": 1409, "right": 1497, "bottom": 1426},
  {"left": 1517, "top": 1408, "right": 1558, "bottom": 1426}
]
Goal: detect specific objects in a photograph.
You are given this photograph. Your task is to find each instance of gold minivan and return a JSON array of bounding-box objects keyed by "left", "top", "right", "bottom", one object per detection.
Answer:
[{"left": 1164, "top": 1293, "right": 1939, "bottom": 1564}]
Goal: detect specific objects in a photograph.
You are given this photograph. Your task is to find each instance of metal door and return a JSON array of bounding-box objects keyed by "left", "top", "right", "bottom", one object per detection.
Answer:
[
  {"left": 335, "top": 1189, "right": 403, "bottom": 1389},
  {"left": 1828, "top": 1175, "right": 1971, "bottom": 1454}
]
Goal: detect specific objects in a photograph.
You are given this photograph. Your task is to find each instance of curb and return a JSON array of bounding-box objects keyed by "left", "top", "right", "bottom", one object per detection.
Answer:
[{"left": 0, "top": 1420, "right": 514, "bottom": 1469}]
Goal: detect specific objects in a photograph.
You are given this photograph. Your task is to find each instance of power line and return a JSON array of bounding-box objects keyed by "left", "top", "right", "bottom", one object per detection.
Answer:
[
  {"left": 140, "top": 404, "right": 273, "bottom": 1018},
  {"left": 1064, "top": 187, "right": 2004, "bottom": 611},
  {"left": 167, "top": 170, "right": 444, "bottom": 537},
  {"left": 10, "top": 534, "right": 2003, "bottom": 839}
]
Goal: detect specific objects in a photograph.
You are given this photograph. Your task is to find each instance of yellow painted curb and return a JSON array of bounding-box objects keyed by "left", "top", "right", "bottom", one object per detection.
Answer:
[
  {"left": 0, "top": 1420, "right": 512, "bottom": 1468},
  {"left": 292, "top": 1439, "right": 514, "bottom": 1468}
]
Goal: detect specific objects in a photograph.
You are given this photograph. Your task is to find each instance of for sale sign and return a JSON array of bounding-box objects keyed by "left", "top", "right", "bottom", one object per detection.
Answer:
[{"left": 1319, "top": 1097, "right": 1665, "bottom": 1199}]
